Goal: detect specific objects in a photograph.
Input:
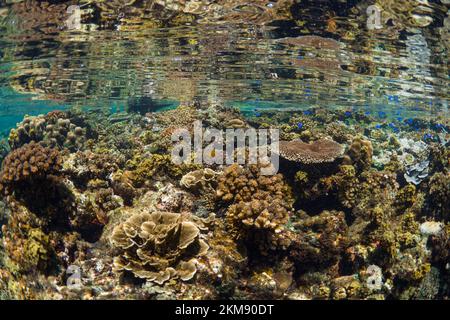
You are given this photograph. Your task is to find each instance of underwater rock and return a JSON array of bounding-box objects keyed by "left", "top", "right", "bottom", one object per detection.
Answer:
[
  {"left": 278, "top": 139, "right": 344, "bottom": 164},
  {"left": 110, "top": 211, "right": 209, "bottom": 284},
  {"left": 290, "top": 210, "right": 349, "bottom": 270},
  {"left": 63, "top": 151, "right": 119, "bottom": 187},
  {"left": 413, "top": 267, "right": 441, "bottom": 300}
]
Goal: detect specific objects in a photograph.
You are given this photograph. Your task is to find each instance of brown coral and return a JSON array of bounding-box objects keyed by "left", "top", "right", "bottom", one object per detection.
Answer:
[
  {"left": 216, "top": 164, "right": 293, "bottom": 248},
  {"left": 342, "top": 137, "right": 373, "bottom": 172},
  {"left": 278, "top": 139, "right": 344, "bottom": 164},
  {"left": 216, "top": 164, "right": 292, "bottom": 204},
  {"left": 0, "top": 141, "right": 61, "bottom": 185},
  {"left": 110, "top": 212, "right": 209, "bottom": 284},
  {"left": 226, "top": 197, "right": 290, "bottom": 234},
  {"left": 8, "top": 112, "right": 89, "bottom": 151}
]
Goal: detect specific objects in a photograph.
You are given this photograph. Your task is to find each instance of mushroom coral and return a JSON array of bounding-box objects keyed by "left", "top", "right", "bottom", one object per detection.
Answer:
[{"left": 110, "top": 211, "right": 209, "bottom": 284}]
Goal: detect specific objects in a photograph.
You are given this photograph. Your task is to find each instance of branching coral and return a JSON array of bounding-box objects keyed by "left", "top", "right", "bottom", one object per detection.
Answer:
[
  {"left": 217, "top": 164, "right": 292, "bottom": 205},
  {"left": 110, "top": 211, "right": 209, "bottom": 284},
  {"left": 226, "top": 197, "right": 290, "bottom": 234}
]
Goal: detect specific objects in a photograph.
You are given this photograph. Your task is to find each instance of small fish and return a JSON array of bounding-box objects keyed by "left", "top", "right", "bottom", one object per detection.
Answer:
[
  {"left": 344, "top": 111, "right": 352, "bottom": 117},
  {"left": 303, "top": 110, "right": 312, "bottom": 115},
  {"left": 297, "top": 122, "right": 303, "bottom": 129},
  {"left": 405, "top": 118, "right": 414, "bottom": 125},
  {"left": 375, "top": 124, "right": 382, "bottom": 129}
]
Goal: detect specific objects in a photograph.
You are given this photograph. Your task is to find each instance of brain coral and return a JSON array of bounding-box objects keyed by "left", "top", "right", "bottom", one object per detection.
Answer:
[
  {"left": 110, "top": 211, "right": 209, "bottom": 284},
  {"left": 278, "top": 139, "right": 344, "bottom": 164},
  {"left": 0, "top": 141, "right": 62, "bottom": 185}
]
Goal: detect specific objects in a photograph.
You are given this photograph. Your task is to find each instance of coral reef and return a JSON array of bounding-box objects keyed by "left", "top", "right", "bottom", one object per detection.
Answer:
[
  {"left": 216, "top": 164, "right": 293, "bottom": 256},
  {"left": 0, "top": 105, "right": 448, "bottom": 300},
  {"left": 426, "top": 172, "right": 450, "bottom": 221}
]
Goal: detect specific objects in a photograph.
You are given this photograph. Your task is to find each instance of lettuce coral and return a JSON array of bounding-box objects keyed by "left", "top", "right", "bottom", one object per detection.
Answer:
[{"left": 110, "top": 211, "right": 209, "bottom": 284}]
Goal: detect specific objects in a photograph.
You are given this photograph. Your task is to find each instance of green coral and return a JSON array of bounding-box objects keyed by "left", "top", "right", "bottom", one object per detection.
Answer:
[{"left": 130, "top": 154, "right": 200, "bottom": 187}]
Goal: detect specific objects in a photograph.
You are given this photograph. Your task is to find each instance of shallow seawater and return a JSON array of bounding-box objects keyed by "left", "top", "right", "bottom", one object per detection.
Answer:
[{"left": 0, "top": 1, "right": 449, "bottom": 301}]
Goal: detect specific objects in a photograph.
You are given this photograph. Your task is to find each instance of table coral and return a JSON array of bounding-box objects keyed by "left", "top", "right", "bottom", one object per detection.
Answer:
[{"left": 278, "top": 139, "right": 344, "bottom": 164}]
